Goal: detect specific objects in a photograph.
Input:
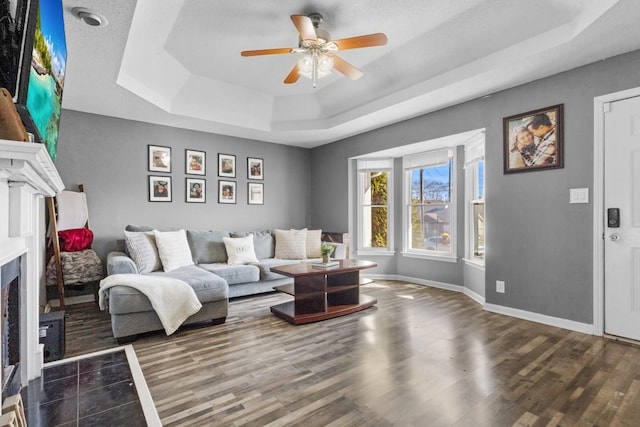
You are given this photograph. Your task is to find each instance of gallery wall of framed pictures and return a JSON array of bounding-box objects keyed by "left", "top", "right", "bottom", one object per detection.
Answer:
[{"left": 146, "top": 145, "right": 265, "bottom": 205}]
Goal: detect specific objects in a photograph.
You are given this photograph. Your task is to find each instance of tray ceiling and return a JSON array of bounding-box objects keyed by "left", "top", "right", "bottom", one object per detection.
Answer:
[{"left": 60, "top": 0, "right": 640, "bottom": 147}]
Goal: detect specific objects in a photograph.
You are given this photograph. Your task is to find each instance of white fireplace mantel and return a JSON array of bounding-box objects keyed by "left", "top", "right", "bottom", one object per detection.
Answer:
[
  {"left": 0, "top": 138, "right": 64, "bottom": 394},
  {"left": 0, "top": 139, "right": 64, "bottom": 197}
]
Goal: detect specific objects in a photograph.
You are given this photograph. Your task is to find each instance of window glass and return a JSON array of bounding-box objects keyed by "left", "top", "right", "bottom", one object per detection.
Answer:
[
  {"left": 407, "top": 150, "right": 453, "bottom": 255},
  {"left": 472, "top": 201, "right": 485, "bottom": 258},
  {"left": 358, "top": 161, "right": 392, "bottom": 252}
]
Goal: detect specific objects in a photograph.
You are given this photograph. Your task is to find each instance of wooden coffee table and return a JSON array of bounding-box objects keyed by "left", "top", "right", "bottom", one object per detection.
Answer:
[{"left": 270, "top": 259, "right": 377, "bottom": 325}]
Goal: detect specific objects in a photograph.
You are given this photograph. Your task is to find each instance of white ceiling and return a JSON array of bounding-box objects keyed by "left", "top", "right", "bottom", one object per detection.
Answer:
[{"left": 60, "top": 0, "right": 640, "bottom": 148}]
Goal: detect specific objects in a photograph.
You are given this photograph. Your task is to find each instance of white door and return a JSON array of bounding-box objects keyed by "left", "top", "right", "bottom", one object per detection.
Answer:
[{"left": 604, "top": 95, "right": 640, "bottom": 341}]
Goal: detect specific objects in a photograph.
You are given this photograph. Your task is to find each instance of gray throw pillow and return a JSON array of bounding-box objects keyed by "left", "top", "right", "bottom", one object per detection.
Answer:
[
  {"left": 123, "top": 230, "right": 161, "bottom": 273},
  {"left": 187, "top": 230, "right": 230, "bottom": 263}
]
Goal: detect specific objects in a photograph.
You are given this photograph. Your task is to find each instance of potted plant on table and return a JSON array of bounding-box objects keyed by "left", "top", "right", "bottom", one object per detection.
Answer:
[{"left": 321, "top": 242, "right": 335, "bottom": 264}]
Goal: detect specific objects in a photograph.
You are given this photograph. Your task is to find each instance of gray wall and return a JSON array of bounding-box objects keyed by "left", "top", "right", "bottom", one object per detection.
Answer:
[
  {"left": 309, "top": 49, "right": 640, "bottom": 324},
  {"left": 55, "top": 110, "right": 311, "bottom": 259}
]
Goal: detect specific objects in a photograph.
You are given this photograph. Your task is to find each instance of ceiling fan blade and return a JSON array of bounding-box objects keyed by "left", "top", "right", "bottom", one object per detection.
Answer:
[
  {"left": 241, "top": 48, "right": 293, "bottom": 57},
  {"left": 284, "top": 64, "right": 301, "bottom": 84},
  {"left": 291, "top": 15, "right": 317, "bottom": 42},
  {"left": 329, "top": 54, "right": 363, "bottom": 80},
  {"left": 333, "top": 33, "right": 388, "bottom": 50}
]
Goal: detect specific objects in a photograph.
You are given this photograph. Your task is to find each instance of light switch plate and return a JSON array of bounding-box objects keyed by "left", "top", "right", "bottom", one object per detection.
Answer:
[{"left": 570, "top": 188, "right": 589, "bottom": 204}]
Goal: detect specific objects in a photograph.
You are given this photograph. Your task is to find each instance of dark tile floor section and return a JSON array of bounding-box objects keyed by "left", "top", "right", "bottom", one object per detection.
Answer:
[{"left": 20, "top": 350, "right": 147, "bottom": 427}]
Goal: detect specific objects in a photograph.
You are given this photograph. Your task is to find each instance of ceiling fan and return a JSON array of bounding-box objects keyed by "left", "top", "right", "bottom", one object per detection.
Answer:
[{"left": 240, "top": 13, "right": 388, "bottom": 87}]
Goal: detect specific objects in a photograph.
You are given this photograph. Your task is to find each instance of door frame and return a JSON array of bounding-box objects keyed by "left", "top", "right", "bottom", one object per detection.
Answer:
[{"left": 593, "top": 86, "right": 640, "bottom": 336}]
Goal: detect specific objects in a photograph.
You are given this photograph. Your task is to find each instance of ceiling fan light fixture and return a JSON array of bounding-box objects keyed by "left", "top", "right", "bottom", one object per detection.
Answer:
[
  {"left": 240, "top": 12, "right": 387, "bottom": 86},
  {"left": 297, "top": 54, "right": 333, "bottom": 80}
]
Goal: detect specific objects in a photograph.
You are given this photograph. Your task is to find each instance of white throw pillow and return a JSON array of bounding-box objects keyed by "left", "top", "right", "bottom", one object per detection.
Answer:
[
  {"left": 153, "top": 229, "right": 194, "bottom": 272},
  {"left": 306, "top": 229, "right": 322, "bottom": 258},
  {"left": 275, "top": 229, "right": 308, "bottom": 260},
  {"left": 123, "top": 230, "right": 161, "bottom": 273},
  {"left": 223, "top": 234, "right": 259, "bottom": 265}
]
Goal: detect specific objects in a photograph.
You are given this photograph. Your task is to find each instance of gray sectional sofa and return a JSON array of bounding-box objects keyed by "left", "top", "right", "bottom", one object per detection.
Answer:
[{"left": 103, "top": 227, "right": 345, "bottom": 343}]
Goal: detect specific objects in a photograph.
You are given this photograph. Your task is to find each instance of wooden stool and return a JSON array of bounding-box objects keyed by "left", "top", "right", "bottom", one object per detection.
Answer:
[
  {"left": 0, "top": 412, "right": 18, "bottom": 427},
  {"left": 1, "top": 394, "right": 27, "bottom": 427}
]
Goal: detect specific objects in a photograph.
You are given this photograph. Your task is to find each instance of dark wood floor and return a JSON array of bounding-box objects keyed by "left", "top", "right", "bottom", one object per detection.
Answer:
[{"left": 63, "top": 280, "right": 640, "bottom": 426}]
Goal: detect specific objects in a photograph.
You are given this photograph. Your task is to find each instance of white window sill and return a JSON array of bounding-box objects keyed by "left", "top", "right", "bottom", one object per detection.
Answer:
[
  {"left": 356, "top": 250, "right": 396, "bottom": 257},
  {"left": 401, "top": 251, "right": 458, "bottom": 263},
  {"left": 463, "top": 258, "right": 485, "bottom": 270}
]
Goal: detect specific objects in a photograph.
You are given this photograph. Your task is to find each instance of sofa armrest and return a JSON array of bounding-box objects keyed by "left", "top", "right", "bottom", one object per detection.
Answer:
[
  {"left": 326, "top": 242, "right": 346, "bottom": 259},
  {"left": 107, "top": 251, "right": 139, "bottom": 275}
]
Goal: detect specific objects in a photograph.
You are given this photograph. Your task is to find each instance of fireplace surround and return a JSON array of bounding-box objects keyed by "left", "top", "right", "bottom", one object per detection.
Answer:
[
  {"left": 0, "top": 138, "right": 64, "bottom": 405},
  {"left": 1, "top": 256, "right": 21, "bottom": 397}
]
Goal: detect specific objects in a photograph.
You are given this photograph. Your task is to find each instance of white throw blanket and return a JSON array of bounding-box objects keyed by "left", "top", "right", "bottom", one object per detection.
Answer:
[
  {"left": 99, "top": 274, "right": 202, "bottom": 336},
  {"left": 56, "top": 191, "right": 89, "bottom": 231}
]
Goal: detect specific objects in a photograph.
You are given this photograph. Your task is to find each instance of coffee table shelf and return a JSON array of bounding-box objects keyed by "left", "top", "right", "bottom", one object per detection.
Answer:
[{"left": 270, "top": 259, "right": 377, "bottom": 325}]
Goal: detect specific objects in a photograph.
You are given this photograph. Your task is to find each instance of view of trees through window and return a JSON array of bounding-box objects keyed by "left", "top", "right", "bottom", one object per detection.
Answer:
[
  {"left": 362, "top": 171, "right": 388, "bottom": 248},
  {"left": 472, "top": 159, "right": 485, "bottom": 259},
  {"left": 409, "top": 159, "right": 452, "bottom": 252}
]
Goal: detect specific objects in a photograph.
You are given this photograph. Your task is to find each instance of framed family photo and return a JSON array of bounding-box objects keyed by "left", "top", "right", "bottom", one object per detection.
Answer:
[
  {"left": 247, "top": 157, "right": 263, "bottom": 180},
  {"left": 149, "top": 176, "right": 172, "bottom": 202},
  {"left": 218, "top": 153, "right": 236, "bottom": 177},
  {"left": 218, "top": 180, "right": 236, "bottom": 204},
  {"left": 186, "top": 149, "right": 205, "bottom": 175},
  {"left": 503, "top": 104, "right": 563, "bottom": 174},
  {"left": 248, "top": 182, "right": 264, "bottom": 205},
  {"left": 148, "top": 145, "right": 171, "bottom": 173},
  {"left": 186, "top": 178, "right": 205, "bottom": 203}
]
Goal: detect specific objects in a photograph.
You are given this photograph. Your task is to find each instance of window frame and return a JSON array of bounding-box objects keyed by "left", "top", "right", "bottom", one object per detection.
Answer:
[
  {"left": 356, "top": 159, "right": 394, "bottom": 255},
  {"left": 464, "top": 137, "right": 485, "bottom": 268},
  {"left": 402, "top": 148, "right": 457, "bottom": 262}
]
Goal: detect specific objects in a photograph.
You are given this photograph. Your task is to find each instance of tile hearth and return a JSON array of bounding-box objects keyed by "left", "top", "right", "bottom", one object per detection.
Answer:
[{"left": 20, "top": 346, "right": 160, "bottom": 427}]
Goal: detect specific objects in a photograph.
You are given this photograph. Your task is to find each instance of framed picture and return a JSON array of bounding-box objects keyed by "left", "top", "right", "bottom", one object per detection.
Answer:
[
  {"left": 247, "top": 157, "right": 264, "bottom": 180},
  {"left": 248, "top": 182, "right": 264, "bottom": 205},
  {"left": 218, "top": 153, "right": 236, "bottom": 177},
  {"left": 503, "top": 104, "right": 563, "bottom": 174},
  {"left": 218, "top": 180, "right": 236, "bottom": 204},
  {"left": 186, "top": 178, "right": 206, "bottom": 203},
  {"left": 149, "top": 145, "right": 171, "bottom": 173},
  {"left": 149, "top": 176, "right": 172, "bottom": 202},
  {"left": 186, "top": 149, "right": 205, "bottom": 175}
]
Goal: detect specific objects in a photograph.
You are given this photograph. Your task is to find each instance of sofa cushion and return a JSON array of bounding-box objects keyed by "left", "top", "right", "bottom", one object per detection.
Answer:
[
  {"left": 306, "top": 229, "right": 322, "bottom": 258},
  {"left": 275, "top": 228, "right": 307, "bottom": 260},
  {"left": 123, "top": 231, "right": 161, "bottom": 273},
  {"left": 154, "top": 229, "right": 194, "bottom": 272},
  {"left": 198, "top": 263, "right": 260, "bottom": 285},
  {"left": 231, "top": 231, "right": 274, "bottom": 259},
  {"left": 187, "top": 230, "right": 230, "bottom": 263},
  {"left": 253, "top": 259, "right": 301, "bottom": 281},
  {"left": 223, "top": 235, "right": 259, "bottom": 265},
  {"left": 125, "top": 224, "right": 153, "bottom": 232},
  {"left": 108, "top": 265, "right": 227, "bottom": 314}
]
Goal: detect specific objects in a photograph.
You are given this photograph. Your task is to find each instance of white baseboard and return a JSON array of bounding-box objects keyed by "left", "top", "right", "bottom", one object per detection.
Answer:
[
  {"left": 364, "top": 274, "right": 594, "bottom": 335},
  {"left": 462, "top": 287, "right": 485, "bottom": 305},
  {"left": 483, "top": 303, "right": 594, "bottom": 335}
]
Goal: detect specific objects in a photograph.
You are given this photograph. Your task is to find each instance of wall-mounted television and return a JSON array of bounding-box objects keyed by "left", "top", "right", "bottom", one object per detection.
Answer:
[
  {"left": 0, "top": 0, "right": 35, "bottom": 103},
  {"left": 1, "top": 0, "right": 66, "bottom": 161}
]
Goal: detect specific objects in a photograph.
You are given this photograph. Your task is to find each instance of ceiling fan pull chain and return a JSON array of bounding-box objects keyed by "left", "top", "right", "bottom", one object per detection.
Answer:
[{"left": 312, "top": 52, "right": 319, "bottom": 88}]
